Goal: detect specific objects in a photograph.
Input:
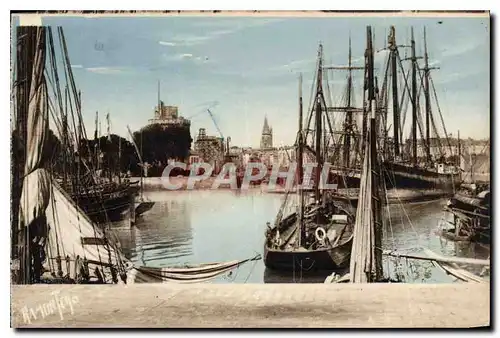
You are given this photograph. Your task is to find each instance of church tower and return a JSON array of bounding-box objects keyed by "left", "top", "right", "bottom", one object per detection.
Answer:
[{"left": 260, "top": 116, "right": 273, "bottom": 149}]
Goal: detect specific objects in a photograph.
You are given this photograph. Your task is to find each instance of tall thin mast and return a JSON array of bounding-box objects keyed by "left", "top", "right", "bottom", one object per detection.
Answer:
[
  {"left": 118, "top": 135, "right": 122, "bottom": 185},
  {"left": 140, "top": 127, "right": 144, "bottom": 199},
  {"left": 106, "top": 112, "right": 112, "bottom": 182},
  {"left": 423, "top": 27, "right": 437, "bottom": 165},
  {"left": 297, "top": 73, "right": 305, "bottom": 247},
  {"left": 350, "top": 26, "right": 384, "bottom": 283},
  {"left": 411, "top": 28, "right": 418, "bottom": 165},
  {"left": 96, "top": 111, "right": 100, "bottom": 171},
  {"left": 343, "top": 36, "right": 353, "bottom": 167},
  {"left": 389, "top": 26, "right": 400, "bottom": 158},
  {"left": 324, "top": 36, "right": 363, "bottom": 167},
  {"left": 94, "top": 111, "right": 98, "bottom": 166},
  {"left": 314, "top": 44, "right": 324, "bottom": 203},
  {"left": 367, "top": 26, "right": 383, "bottom": 282},
  {"left": 62, "top": 86, "right": 68, "bottom": 186}
]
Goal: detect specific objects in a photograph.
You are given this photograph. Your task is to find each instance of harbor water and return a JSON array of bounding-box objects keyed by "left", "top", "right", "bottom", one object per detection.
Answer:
[{"left": 111, "top": 189, "right": 490, "bottom": 283}]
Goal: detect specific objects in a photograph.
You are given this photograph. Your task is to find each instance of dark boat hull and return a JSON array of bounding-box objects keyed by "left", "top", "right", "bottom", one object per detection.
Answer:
[
  {"left": 330, "top": 162, "right": 462, "bottom": 191},
  {"left": 74, "top": 185, "right": 140, "bottom": 223},
  {"left": 77, "top": 194, "right": 132, "bottom": 223},
  {"left": 450, "top": 193, "right": 490, "bottom": 214},
  {"left": 383, "top": 161, "right": 462, "bottom": 191},
  {"left": 329, "top": 172, "right": 362, "bottom": 189},
  {"left": 263, "top": 239, "right": 352, "bottom": 272}
]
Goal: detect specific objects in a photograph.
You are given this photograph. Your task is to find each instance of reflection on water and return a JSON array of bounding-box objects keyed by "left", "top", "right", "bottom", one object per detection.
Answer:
[
  {"left": 111, "top": 190, "right": 489, "bottom": 283},
  {"left": 113, "top": 199, "right": 193, "bottom": 267}
]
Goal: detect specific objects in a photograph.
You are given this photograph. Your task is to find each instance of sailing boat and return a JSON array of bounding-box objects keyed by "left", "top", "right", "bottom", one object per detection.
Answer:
[
  {"left": 380, "top": 26, "right": 462, "bottom": 191},
  {"left": 263, "top": 48, "right": 355, "bottom": 272},
  {"left": 347, "top": 26, "right": 385, "bottom": 283},
  {"left": 329, "top": 27, "right": 489, "bottom": 284},
  {"left": 43, "top": 28, "right": 139, "bottom": 224},
  {"left": 323, "top": 27, "right": 462, "bottom": 193}
]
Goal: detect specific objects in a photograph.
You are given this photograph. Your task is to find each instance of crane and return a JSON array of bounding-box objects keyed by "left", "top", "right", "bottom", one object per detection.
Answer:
[
  {"left": 206, "top": 108, "right": 232, "bottom": 156},
  {"left": 206, "top": 108, "right": 224, "bottom": 140},
  {"left": 188, "top": 103, "right": 231, "bottom": 155}
]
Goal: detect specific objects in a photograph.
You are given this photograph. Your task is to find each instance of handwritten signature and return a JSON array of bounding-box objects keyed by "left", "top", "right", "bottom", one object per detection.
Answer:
[{"left": 19, "top": 290, "right": 79, "bottom": 324}]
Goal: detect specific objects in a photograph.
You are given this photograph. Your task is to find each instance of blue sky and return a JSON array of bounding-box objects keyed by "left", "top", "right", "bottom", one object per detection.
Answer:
[{"left": 13, "top": 14, "right": 490, "bottom": 148}]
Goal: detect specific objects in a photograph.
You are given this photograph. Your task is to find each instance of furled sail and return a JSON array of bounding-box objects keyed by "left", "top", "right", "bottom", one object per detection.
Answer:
[
  {"left": 18, "top": 27, "right": 50, "bottom": 231},
  {"left": 129, "top": 254, "right": 262, "bottom": 284},
  {"left": 15, "top": 26, "right": 52, "bottom": 284},
  {"left": 349, "top": 133, "right": 377, "bottom": 283},
  {"left": 349, "top": 26, "right": 383, "bottom": 283}
]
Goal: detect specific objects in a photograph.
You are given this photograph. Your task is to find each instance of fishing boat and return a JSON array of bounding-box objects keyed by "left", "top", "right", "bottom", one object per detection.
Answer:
[
  {"left": 34, "top": 28, "right": 138, "bottom": 224},
  {"left": 11, "top": 25, "right": 260, "bottom": 285},
  {"left": 379, "top": 26, "right": 462, "bottom": 191},
  {"left": 264, "top": 47, "right": 355, "bottom": 272},
  {"left": 62, "top": 179, "right": 140, "bottom": 223},
  {"left": 325, "top": 26, "right": 462, "bottom": 192}
]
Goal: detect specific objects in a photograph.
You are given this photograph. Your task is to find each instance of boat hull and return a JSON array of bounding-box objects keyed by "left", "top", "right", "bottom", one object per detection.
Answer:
[
  {"left": 263, "top": 239, "right": 352, "bottom": 272},
  {"left": 75, "top": 185, "right": 140, "bottom": 223},
  {"left": 383, "top": 161, "right": 462, "bottom": 191},
  {"left": 330, "top": 162, "right": 462, "bottom": 191}
]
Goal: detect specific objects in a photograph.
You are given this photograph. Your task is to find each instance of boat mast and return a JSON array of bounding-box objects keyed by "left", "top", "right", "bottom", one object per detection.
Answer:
[
  {"left": 118, "top": 135, "right": 122, "bottom": 185},
  {"left": 344, "top": 36, "right": 353, "bottom": 167},
  {"left": 411, "top": 28, "right": 418, "bottom": 166},
  {"left": 106, "top": 112, "right": 112, "bottom": 182},
  {"left": 323, "top": 35, "right": 364, "bottom": 169},
  {"left": 350, "top": 26, "right": 384, "bottom": 283},
  {"left": 96, "top": 111, "right": 100, "bottom": 172},
  {"left": 314, "top": 44, "right": 324, "bottom": 203},
  {"left": 63, "top": 85, "right": 68, "bottom": 186},
  {"left": 389, "top": 26, "right": 400, "bottom": 159},
  {"left": 423, "top": 27, "right": 439, "bottom": 166},
  {"left": 368, "top": 26, "right": 384, "bottom": 280},
  {"left": 94, "top": 111, "right": 98, "bottom": 169},
  {"left": 371, "top": 83, "right": 384, "bottom": 281},
  {"left": 297, "top": 73, "right": 305, "bottom": 247},
  {"left": 457, "top": 130, "right": 461, "bottom": 170},
  {"left": 140, "top": 128, "right": 144, "bottom": 199}
]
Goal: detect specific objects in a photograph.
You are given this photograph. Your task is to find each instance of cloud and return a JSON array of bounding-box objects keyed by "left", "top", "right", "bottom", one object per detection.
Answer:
[
  {"left": 71, "top": 64, "right": 83, "bottom": 69},
  {"left": 435, "top": 68, "right": 486, "bottom": 85},
  {"left": 159, "top": 41, "right": 176, "bottom": 46},
  {"left": 163, "top": 53, "right": 212, "bottom": 65},
  {"left": 165, "top": 19, "right": 284, "bottom": 47},
  {"left": 169, "top": 31, "right": 232, "bottom": 47},
  {"left": 192, "top": 18, "right": 284, "bottom": 29},
  {"left": 440, "top": 39, "right": 486, "bottom": 59},
  {"left": 85, "top": 67, "right": 124, "bottom": 74}
]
